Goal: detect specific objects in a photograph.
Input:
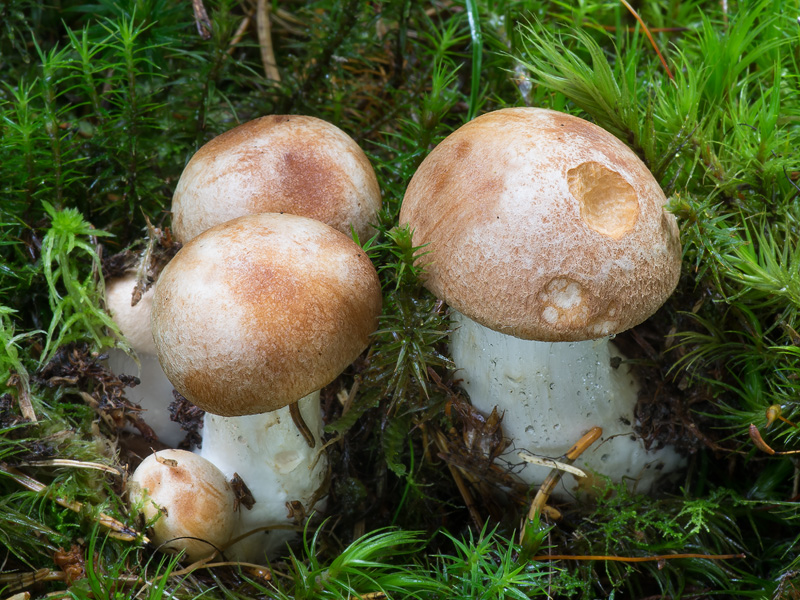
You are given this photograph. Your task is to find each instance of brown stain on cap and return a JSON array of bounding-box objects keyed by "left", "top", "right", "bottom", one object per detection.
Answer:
[{"left": 172, "top": 115, "right": 381, "bottom": 243}]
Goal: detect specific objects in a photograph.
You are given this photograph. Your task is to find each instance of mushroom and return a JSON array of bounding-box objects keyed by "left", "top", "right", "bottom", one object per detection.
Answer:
[
  {"left": 399, "top": 107, "right": 684, "bottom": 496},
  {"left": 105, "top": 273, "right": 184, "bottom": 447},
  {"left": 128, "top": 449, "right": 236, "bottom": 562},
  {"left": 171, "top": 115, "right": 382, "bottom": 244},
  {"left": 151, "top": 212, "right": 382, "bottom": 561}
]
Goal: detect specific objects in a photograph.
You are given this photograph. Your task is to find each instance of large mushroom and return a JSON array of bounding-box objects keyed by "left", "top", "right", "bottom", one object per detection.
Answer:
[
  {"left": 151, "top": 213, "right": 382, "bottom": 561},
  {"left": 399, "top": 107, "right": 684, "bottom": 496},
  {"left": 171, "top": 114, "right": 381, "bottom": 244}
]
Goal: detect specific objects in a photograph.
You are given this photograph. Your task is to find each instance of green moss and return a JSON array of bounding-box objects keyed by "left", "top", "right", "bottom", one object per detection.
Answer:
[{"left": 2, "top": 0, "right": 800, "bottom": 597}]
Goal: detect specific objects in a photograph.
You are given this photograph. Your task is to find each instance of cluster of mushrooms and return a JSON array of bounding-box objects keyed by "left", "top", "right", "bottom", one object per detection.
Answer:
[{"left": 107, "top": 108, "right": 684, "bottom": 564}]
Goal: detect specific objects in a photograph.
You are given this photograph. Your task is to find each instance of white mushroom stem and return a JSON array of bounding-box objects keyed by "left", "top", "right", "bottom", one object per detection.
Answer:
[
  {"left": 195, "top": 391, "right": 328, "bottom": 562},
  {"left": 107, "top": 350, "right": 185, "bottom": 446},
  {"left": 449, "top": 311, "right": 685, "bottom": 497},
  {"left": 105, "top": 274, "right": 185, "bottom": 447}
]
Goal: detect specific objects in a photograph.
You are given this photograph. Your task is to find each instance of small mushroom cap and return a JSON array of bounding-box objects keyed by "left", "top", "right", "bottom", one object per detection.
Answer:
[
  {"left": 399, "top": 107, "right": 681, "bottom": 342},
  {"left": 172, "top": 115, "right": 382, "bottom": 244},
  {"left": 128, "top": 449, "right": 235, "bottom": 561},
  {"left": 105, "top": 273, "right": 157, "bottom": 355},
  {"left": 152, "top": 213, "right": 382, "bottom": 416}
]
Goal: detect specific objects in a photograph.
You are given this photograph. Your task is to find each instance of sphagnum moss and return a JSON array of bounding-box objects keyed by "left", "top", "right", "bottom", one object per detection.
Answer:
[{"left": 1, "top": 0, "right": 800, "bottom": 598}]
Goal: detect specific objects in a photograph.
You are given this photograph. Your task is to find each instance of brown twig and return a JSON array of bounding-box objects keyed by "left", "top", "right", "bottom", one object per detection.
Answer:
[
  {"left": 191, "top": 0, "right": 213, "bottom": 40},
  {"left": 618, "top": 0, "right": 674, "bottom": 81},
  {"left": 526, "top": 427, "right": 603, "bottom": 523},
  {"left": 432, "top": 428, "right": 484, "bottom": 528},
  {"left": 529, "top": 552, "right": 746, "bottom": 562},
  {"left": 0, "top": 570, "right": 67, "bottom": 594},
  {"left": 7, "top": 372, "right": 37, "bottom": 422},
  {"left": 257, "top": 0, "right": 281, "bottom": 81},
  {"left": 16, "top": 458, "right": 122, "bottom": 476},
  {"left": 227, "top": 16, "right": 252, "bottom": 55}
]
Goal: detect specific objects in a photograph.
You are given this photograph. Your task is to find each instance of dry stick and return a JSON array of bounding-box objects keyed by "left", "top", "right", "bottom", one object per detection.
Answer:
[
  {"left": 227, "top": 16, "right": 252, "bottom": 55},
  {"left": 432, "top": 428, "right": 484, "bottom": 528},
  {"left": 257, "top": 0, "right": 281, "bottom": 81},
  {"left": 168, "top": 558, "right": 273, "bottom": 579},
  {"left": 191, "top": 0, "right": 213, "bottom": 40},
  {"left": 525, "top": 426, "right": 603, "bottom": 525},
  {"left": 618, "top": 0, "right": 674, "bottom": 81},
  {"left": 517, "top": 450, "right": 588, "bottom": 478},
  {"left": 7, "top": 372, "right": 37, "bottom": 423},
  {"left": 596, "top": 25, "right": 690, "bottom": 33},
  {"left": 0, "top": 570, "right": 67, "bottom": 589},
  {"left": 529, "top": 552, "right": 745, "bottom": 562},
  {"left": 0, "top": 462, "right": 146, "bottom": 543},
  {"left": 17, "top": 458, "right": 122, "bottom": 476}
]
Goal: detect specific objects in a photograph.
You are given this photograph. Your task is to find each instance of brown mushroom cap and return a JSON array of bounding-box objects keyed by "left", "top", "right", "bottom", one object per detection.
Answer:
[
  {"left": 171, "top": 115, "right": 382, "bottom": 244},
  {"left": 128, "top": 449, "right": 235, "bottom": 561},
  {"left": 399, "top": 107, "right": 681, "bottom": 342},
  {"left": 151, "top": 213, "right": 382, "bottom": 416}
]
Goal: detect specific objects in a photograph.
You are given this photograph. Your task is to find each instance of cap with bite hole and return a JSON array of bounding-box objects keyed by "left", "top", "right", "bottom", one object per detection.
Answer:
[{"left": 399, "top": 107, "right": 681, "bottom": 342}]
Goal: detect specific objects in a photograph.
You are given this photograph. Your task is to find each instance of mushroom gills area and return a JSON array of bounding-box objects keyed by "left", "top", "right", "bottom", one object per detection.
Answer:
[
  {"left": 195, "top": 391, "right": 327, "bottom": 561},
  {"left": 449, "top": 311, "right": 685, "bottom": 497}
]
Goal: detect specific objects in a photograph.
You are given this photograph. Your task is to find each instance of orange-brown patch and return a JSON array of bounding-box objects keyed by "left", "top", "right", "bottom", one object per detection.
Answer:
[{"left": 277, "top": 148, "right": 347, "bottom": 221}]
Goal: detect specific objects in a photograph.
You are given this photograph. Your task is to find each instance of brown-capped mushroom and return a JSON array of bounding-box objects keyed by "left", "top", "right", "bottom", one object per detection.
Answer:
[
  {"left": 128, "top": 449, "right": 236, "bottom": 562},
  {"left": 151, "top": 212, "right": 382, "bottom": 560},
  {"left": 399, "top": 107, "right": 684, "bottom": 495},
  {"left": 171, "top": 115, "right": 381, "bottom": 244}
]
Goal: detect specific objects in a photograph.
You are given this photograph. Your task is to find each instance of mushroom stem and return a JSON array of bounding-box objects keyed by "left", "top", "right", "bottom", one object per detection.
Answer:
[
  {"left": 195, "top": 391, "right": 328, "bottom": 562},
  {"left": 105, "top": 274, "right": 185, "bottom": 447},
  {"left": 106, "top": 350, "right": 184, "bottom": 446},
  {"left": 449, "top": 311, "right": 685, "bottom": 497}
]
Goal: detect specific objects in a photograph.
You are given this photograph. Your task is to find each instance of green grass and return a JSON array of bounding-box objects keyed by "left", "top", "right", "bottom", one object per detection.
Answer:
[{"left": 2, "top": 0, "right": 800, "bottom": 598}]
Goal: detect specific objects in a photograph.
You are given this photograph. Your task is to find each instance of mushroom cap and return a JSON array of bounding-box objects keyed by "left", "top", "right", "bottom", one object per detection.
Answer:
[
  {"left": 105, "top": 273, "right": 157, "bottom": 355},
  {"left": 128, "top": 449, "right": 235, "bottom": 561},
  {"left": 171, "top": 115, "right": 382, "bottom": 244},
  {"left": 151, "top": 213, "right": 382, "bottom": 416},
  {"left": 399, "top": 107, "right": 681, "bottom": 342}
]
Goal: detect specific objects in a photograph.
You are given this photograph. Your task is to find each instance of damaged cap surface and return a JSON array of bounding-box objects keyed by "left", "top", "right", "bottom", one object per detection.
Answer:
[
  {"left": 152, "top": 212, "right": 382, "bottom": 416},
  {"left": 172, "top": 115, "right": 381, "bottom": 243},
  {"left": 399, "top": 107, "right": 681, "bottom": 342}
]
